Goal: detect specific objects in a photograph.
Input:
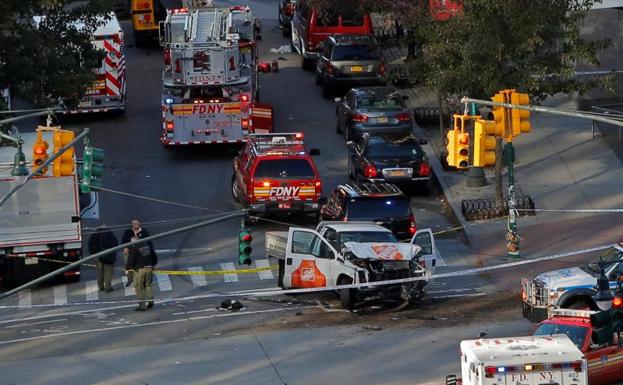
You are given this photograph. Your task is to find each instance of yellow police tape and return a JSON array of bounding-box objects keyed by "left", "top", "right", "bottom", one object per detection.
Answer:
[{"left": 154, "top": 266, "right": 278, "bottom": 276}]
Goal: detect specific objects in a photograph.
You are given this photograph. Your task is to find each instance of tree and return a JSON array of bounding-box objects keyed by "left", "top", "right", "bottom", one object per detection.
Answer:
[{"left": 0, "top": 1, "right": 112, "bottom": 109}]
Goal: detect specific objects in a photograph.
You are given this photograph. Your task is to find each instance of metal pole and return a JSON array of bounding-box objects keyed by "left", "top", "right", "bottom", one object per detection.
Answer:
[
  {"left": 0, "top": 211, "right": 245, "bottom": 301},
  {"left": 504, "top": 141, "right": 520, "bottom": 258},
  {"left": 0, "top": 109, "right": 55, "bottom": 125},
  {"left": 461, "top": 97, "right": 623, "bottom": 128},
  {"left": 0, "top": 128, "right": 90, "bottom": 207}
]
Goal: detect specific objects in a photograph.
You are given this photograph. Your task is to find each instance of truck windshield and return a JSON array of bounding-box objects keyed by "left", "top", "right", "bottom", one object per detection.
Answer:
[
  {"left": 584, "top": 246, "right": 623, "bottom": 274},
  {"left": 533, "top": 323, "right": 588, "bottom": 350},
  {"left": 337, "top": 231, "right": 398, "bottom": 249}
]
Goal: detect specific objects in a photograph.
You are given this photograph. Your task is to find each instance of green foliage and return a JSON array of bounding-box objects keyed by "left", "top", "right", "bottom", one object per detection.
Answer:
[{"left": 0, "top": 0, "right": 113, "bottom": 108}]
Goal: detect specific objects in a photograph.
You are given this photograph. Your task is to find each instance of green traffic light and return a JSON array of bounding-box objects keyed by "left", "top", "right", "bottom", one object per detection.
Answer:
[
  {"left": 238, "top": 228, "right": 252, "bottom": 265},
  {"left": 81, "top": 145, "right": 104, "bottom": 191}
]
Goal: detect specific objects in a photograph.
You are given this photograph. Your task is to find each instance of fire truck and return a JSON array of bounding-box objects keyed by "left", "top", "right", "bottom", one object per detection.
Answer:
[
  {"left": 159, "top": 4, "right": 273, "bottom": 146},
  {"left": 37, "top": 14, "right": 127, "bottom": 114}
]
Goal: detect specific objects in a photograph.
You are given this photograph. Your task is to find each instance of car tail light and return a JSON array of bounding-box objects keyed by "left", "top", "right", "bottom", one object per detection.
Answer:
[
  {"left": 409, "top": 214, "right": 416, "bottom": 235},
  {"left": 315, "top": 180, "right": 322, "bottom": 194},
  {"left": 241, "top": 118, "right": 250, "bottom": 129},
  {"left": 166, "top": 120, "right": 174, "bottom": 130},
  {"left": 295, "top": 132, "right": 304, "bottom": 139},
  {"left": 141, "top": 1, "right": 150, "bottom": 9},
  {"left": 378, "top": 62, "right": 386, "bottom": 75},
  {"left": 240, "top": 93, "right": 250, "bottom": 103},
  {"left": 521, "top": 289, "right": 527, "bottom": 301},
  {"left": 352, "top": 114, "right": 369, "bottom": 123},
  {"left": 397, "top": 113, "right": 411, "bottom": 122},
  {"left": 285, "top": 3, "right": 295, "bottom": 16},
  {"left": 363, "top": 163, "right": 377, "bottom": 178},
  {"left": 175, "top": 59, "right": 182, "bottom": 73},
  {"left": 164, "top": 49, "right": 171, "bottom": 65},
  {"left": 326, "top": 63, "right": 335, "bottom": 75},
  {"left": 418, "top": 162, "right": 430, "bottom": 177}
]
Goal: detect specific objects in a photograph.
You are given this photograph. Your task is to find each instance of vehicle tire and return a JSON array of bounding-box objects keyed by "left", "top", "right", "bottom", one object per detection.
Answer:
[
  {"left": 231, "top": 175, "right": 240, "bottom": 203},
  {"left": 322, "top": 82, "right": 332, "bottom": 99},
  {"left": 339, "top": 276, "right": 355, "bottom": 310}
]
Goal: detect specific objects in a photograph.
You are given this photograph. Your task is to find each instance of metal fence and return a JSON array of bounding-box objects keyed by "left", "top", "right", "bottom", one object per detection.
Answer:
[{"left": 591, "top": 104, "right": 623, "bottom": 144}]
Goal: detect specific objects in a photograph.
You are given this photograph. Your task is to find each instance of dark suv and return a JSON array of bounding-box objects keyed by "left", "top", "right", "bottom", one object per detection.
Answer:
[
  {"left": 319, "top": 183, "right": 416, "bottom": 240},
  {"left": 347, "top": 132, "right": 431, "bottom": 194},
  {"left": 315, "top": 35, "right": 386, "bottom": 98}
]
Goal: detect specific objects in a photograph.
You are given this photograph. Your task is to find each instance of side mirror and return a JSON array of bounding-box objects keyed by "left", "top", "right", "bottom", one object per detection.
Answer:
[
  {"left": 419, "top": 138, "right": 428, "bottom": 145},
  {"left": 310, "top": 148, "right": 321, "bottom": 156},
  {"left": 318, "top": 196, "right": 328, "bottom": 206},
  {"left": 334, "top": 97, "right": 341, "bottom": 103}
]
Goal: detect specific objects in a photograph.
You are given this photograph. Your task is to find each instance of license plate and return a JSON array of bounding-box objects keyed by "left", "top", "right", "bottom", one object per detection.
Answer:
[
  {"left": 279, "top": 203, "right": 292, "bottom": 209},
  {"left": 376, "top": 116, "right": 388, "bottom": 124},
  {"left": 351, "top": 65, "right": 363, "bottom": 72},
  {"left": 24, "top": 257, "right": 38, "bottom": 265},
  {"left": 388, "top": 170, "right": 407, "bottom": 177}
]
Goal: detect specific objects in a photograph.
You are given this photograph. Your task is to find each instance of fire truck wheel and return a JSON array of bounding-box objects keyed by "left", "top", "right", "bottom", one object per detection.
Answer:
[
  {"left": 231, "top": 175, "right": 240, "bottom": 203},
  {"left": 339, "top": 276, "right": 355, "bottom": 310}
]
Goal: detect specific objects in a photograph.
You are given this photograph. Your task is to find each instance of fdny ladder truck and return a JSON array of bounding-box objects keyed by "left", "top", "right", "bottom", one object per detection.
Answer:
[{"left": 159, "top": 5, "right": 273, "bottom": 146}]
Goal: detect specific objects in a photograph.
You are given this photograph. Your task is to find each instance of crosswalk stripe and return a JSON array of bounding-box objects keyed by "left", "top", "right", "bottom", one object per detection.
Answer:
[
  {"left": 188, "top": 267, "right": 207, "bottom": 286},
  {"left": 18, "top": 289, "right": 32, "bottom": 309},
  {"left": 121, "top": 276, "right": 135, "bottom": 296},
  {"left": 53, "top": 285, "right": 67, "bottom": 305},
  {"left": 155, "top": 273, "right": 172, "bottom": 291},
  {"left": 85, "top": 280, "right": 98, "bottom": 301},
  {"left": 221, "top": 262, "right": 238, "bottom": 283},
  {"left": 255, "top": 259, "right": 274, "bottom": 280}
]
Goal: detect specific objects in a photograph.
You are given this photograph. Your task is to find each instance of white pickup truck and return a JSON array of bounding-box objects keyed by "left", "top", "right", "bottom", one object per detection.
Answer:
[{"left": 265, "top": 221, "right": 439, "bottom": 309}]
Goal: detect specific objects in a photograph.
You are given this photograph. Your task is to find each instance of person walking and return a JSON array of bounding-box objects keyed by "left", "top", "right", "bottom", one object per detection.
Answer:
[
  {"left": 121, "top": 218, "right": 149, "bottom": 287},
  {"left": 88, "top": 225, "right": 119, "bottom": 293},
  {"left": 123, "top": 218, "right": 158, "bottom": 311}
]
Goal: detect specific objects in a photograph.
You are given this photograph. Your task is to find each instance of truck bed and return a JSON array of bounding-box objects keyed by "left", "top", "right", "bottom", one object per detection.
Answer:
[{"left": 0, "top": 175, "right": 81, "bottom": 248}]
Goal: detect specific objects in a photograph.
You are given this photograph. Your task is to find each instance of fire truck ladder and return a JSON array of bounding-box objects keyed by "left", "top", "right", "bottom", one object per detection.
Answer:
[{"left": 192, "top": 8, "right": 227, "bottom": 45}]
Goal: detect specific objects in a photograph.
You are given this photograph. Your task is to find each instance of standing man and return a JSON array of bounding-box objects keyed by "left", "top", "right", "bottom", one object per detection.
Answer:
[
  {"left": 88, "top": 224, "right": 119, "bottom": 292},
  {"left": 123, "top": 218, "right": 158, "bottom": 311}
]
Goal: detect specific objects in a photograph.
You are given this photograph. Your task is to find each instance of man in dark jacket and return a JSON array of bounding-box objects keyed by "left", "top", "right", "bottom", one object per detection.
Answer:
[
  {"left": 88, "top": 225, "right": 119, "bottom": 292},
  {"left": 122, "top": 218, "right": 158, "bottom": 311}
]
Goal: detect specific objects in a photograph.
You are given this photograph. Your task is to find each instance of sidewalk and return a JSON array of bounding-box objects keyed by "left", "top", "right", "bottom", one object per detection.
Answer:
[{"left": 382, "top": 46, "right": 623, "bottom": 264}]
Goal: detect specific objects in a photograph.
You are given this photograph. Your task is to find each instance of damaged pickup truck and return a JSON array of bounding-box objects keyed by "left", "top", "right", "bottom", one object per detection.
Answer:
[{"left": 265, "top": 221, "right": 438, "bottom": 309}]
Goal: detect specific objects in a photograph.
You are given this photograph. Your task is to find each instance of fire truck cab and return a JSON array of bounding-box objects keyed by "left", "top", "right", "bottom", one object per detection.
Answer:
[
  {"left": 533, "top": 309, "right": 623, "bottom": 385},
  {"left": 231, "top": 133, "right": 322, "bottom": 221},
  {"left": 159, "top": 5, "right": 272, "bottom": 146}
]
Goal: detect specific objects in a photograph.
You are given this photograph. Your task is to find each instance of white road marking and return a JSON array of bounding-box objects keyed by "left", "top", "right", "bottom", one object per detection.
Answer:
[
  {"left": 85, "top": 281, "right": 99, "bottom": 301},
  {"left": 155, "top": 273, "right": 172, "bottom": 292},
  {"left": 0, "top": 306, "right": 315, "bottom": 346},
  {"left": 17, "top": 290, "right": 31, "bottom": 309},
  {"left": 221, "top": 262, "right": 238, "bottom": 283},
  {"left": 5, "top": 318, "right": 68, "bottom": 329},
  {"left": 188, "top": 266, "right": 207, "bottom": 286},
  {"left": 172, "top": 308, "right": 218, "bottom": 316},
  {"left": 430, "top": 292, "right": 487, "bottom": 299},
  {"left": 121, "top": 276, "right": 134, "bottom": 296},
  {"left": 53, "top": 285, "right": 67, "bottom": 305},
  {"left": 427, "top": 288, "right": 473, "bottom": 294},
  {"left": 255, "top": 259, "right": 274, "bottom": 280}
]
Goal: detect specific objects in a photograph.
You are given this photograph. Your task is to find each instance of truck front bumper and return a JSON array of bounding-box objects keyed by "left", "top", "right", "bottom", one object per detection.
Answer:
[
  {"left": 250, "top": 201, "right": 319, "bottom": 215},
  {"left": 522, "top": 302, "right": 549, "bottom": 323}
]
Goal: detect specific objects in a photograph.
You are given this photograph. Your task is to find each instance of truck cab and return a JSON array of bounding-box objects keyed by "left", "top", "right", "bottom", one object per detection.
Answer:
[{"left": 533, "top": 309, "right": 623, "bottom": 385}]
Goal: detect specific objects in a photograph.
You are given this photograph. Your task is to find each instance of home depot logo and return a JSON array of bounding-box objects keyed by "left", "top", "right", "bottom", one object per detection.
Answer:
[
  {"left": 301, "top": 267, "right": 314, "bottom": 281},
  {"left": 370, "top": 244, "right": 403, "bottom": 260},
  {"left": 269, "top": 186, "right": 300, "bottom": 197}
]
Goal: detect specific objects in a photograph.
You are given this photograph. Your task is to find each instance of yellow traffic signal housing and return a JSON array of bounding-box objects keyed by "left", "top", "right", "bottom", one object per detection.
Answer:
[
  {"left": 456, "top": 131, "right": 469, "bottom": 169},
  {"left": 491, "top": 92, "right": 509, "bottom": 139},
  {"left": 32, "top": 131, "right": 49, "bottom": 174},
  {"left": 473, "top": 119, "right": 502, "bottom": 167},
  {"left": 446, "top": 129, "right": 458, "bottom": 167},
  {"left": 510, "top": 92, "right": 531, "bottom": 136},
  {"left": 52, "top": 129, "right": 75, "bottom": 177}
]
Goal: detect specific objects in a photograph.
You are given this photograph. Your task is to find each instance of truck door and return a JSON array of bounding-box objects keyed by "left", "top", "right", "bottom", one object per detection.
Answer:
[
  {"left": 284, "top": 227, "right": 337, "bottom": 289},
  {"left": 410, "top": 228, "right": 439, "bottom": 274}
]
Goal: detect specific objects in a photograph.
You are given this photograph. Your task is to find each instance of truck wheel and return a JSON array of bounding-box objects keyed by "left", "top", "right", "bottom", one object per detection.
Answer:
[
  {"left": 339, "top": 276, "right": 355, "bottom": 310},
  {"left": 231, "top": 175, "right": 240, "bottom": 203}
]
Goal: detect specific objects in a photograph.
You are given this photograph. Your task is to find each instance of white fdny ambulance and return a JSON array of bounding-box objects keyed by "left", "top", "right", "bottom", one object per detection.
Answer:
[
  {"left": 447, "top": 335, "right": 587, "bottom": 385},
  {"left": 159, "top": 5, "right": 272, "bottom": 146}
]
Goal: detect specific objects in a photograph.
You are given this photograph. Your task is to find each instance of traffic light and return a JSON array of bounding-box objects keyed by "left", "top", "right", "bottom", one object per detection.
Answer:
[
  {"left": 80, "top": 146, "right": 104, "bottom": 193},
  {"left": 446, "top": 128, "right": 458, "bottom": 167},
  {"left": 455, "top": 131, "right": 469, "bottom": 169},
  {"left": 510, "top": 92, "right": 531, "bottom": 136},
  {"left": 32, "top": 131, "right": 49, "bottom": 174},
  {"left": 473, "top": 120, "right": 502, "bottom": 167},
  {"left": 611, "top": 286, "right": 623, "bottom": 333},
  {"left": 590, "top": 310, "right": 613, "bottom": 345},
  {"left": 446, "top": 115, "right": 470, "bottom": 169},
  {"left": 491, "top": 91, "right": 509, "bottom": 139},
  {"left": 52, "top": 129, "right": 75, "bottom": 177},
  {"left": 238, "top": 228, "right": 252, "bottom": 265}
]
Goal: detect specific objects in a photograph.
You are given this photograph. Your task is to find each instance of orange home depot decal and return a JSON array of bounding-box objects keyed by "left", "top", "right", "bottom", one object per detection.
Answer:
[
  {"left": 291, "top": 260, "right": 327, "bottom": 288},
  {"left": 370, "top": 244, "right": 404, "bottom": 260}
]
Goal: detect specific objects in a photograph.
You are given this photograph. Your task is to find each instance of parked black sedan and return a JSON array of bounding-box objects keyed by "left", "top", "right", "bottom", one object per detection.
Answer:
[
  {"left": 335, "top": 86, "right": 412, "bottom": 142},
  {"left": 347, "top": 132, "right": 431, "bottom": 194}
]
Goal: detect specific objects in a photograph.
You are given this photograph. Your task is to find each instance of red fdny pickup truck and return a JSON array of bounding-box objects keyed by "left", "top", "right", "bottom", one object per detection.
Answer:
[
  {"left": 231, "top": 133, "right": 322, "bottom": 221},
  {"left": 533, "top": 309, "right": 623, "bottom": 385}
]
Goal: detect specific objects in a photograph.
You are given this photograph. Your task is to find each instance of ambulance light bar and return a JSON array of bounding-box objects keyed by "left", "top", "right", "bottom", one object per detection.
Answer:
[
  {"left": 551, "top": 309, "right": 595, "bottom": 318},
  {"left": 484, "top": 361, "right": 582, "bottom": 377}
]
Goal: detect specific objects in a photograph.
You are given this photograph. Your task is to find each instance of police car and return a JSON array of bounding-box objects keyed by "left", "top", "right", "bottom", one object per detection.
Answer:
[
  {"left": 231, "top": 133, "right": 322, "bottom": 221},
  {"left": 522, "top": 238, "right": 623, "bottom": 322}
]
